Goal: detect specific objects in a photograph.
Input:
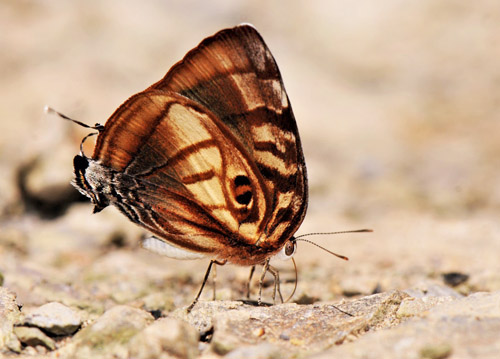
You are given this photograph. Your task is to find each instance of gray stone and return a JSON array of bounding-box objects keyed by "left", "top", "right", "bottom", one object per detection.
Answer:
[
  {"left": 22, "top": 302, "right": 82, "bottom": 335},
  {"left": 0, "top": 287, "right": 22, "bottom": 353},
  {"left": 129, "top": 317, "right": 199, "bottom": 359},
  {"left": 14, "top": 326, "right": 56, "bottom": 351}
]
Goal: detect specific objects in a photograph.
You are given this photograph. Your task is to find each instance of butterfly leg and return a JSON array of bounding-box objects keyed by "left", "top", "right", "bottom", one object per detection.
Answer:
[
  {"left": 212, "top": 264, "right": 217, "bottom": 300},
  {"left": 187, "top": 260, "right": 227, "bottom": 312},
  {"left": 267, "top": 265, "right": 284, "bottom": 304},
  {"left": 246, "top": 265, "right": 256, "bottom": 299},
  {"left": 187, "top": 260, "right": 216, "bottom": 312},
  {"left": 212, "top": 259, "right": 227, "bottom": 300},
  {"left": 257, "top": 259, "right": 271, "bottom": 305}
]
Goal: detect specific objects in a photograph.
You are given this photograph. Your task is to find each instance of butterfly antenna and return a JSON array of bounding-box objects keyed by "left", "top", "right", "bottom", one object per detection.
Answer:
[
  {"left": 296, "top": 238, "right": 349, "bottom": 260},
  {"left": 295, "top": 229, "right": 373, "bottom": 261},
  {"left": 44, "top": 106, "right": 104, "bottom": 132},
  {"left": 295, "top": 229, "right": 373, "bottom": 239},
  {"left": 284, "top": 257, "right": 298, "bottom": 303},
  {"left": 45, "top": 105, "right": 103, "bottom": 157},
  {"left": 78, "top": 132, "right": 99, "bottom": 157}
]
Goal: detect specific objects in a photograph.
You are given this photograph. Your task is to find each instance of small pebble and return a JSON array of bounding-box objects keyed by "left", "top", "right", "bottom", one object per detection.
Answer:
[
  {"left": 279, "top": 333, "right": 290, "bottom": 341},
  {"left": 14, "top": 326, "right": 56, "bottom": 351},
  {"left": 23, "top": 302, "right": 82, "bottom": 336}
]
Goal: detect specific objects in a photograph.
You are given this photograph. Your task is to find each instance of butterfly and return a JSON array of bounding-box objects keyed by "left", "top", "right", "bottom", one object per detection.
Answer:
[{"left": 70, "top": 24, "right": 319, "bottom": 310}]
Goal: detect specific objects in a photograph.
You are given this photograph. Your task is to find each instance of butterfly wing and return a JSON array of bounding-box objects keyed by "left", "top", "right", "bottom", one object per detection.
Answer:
[
  {"left": 92, "top": 90, "right": 279, "bottom": 263},
  {"left": 150, "top": 24, "right": 308, "bottom": 250}
]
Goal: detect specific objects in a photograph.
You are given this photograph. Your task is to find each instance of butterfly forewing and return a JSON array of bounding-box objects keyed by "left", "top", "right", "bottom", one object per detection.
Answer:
[{"left": 150, "top": 24, "right": 308, "bottom": 250}]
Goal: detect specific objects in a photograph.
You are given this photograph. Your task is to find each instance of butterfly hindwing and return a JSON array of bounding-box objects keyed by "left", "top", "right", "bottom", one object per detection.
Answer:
[{"left": 92, "top": 90, "right": 281, "bottom": 263}]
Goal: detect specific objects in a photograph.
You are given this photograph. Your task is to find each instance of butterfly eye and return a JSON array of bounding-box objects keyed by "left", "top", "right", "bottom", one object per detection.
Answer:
[
  {"left": 233, "top": 175, "right": 252, "bottom": 206},
  {"left": 285, "top": 241, "right": 296, "bottom": 256},
  {"left": 274, "top": 240, "right": 296, "bottom": 261},
  {"left": 73, "top": 155, "right": 89, "bottom": 171},
  {"left": 73, "top": 155, "right": 91, "bottom": 195}
]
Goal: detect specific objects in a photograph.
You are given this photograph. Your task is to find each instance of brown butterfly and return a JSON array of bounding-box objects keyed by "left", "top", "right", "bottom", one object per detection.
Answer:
[{"left": 65, "top": 24, "right": 367, "bottom": 310}]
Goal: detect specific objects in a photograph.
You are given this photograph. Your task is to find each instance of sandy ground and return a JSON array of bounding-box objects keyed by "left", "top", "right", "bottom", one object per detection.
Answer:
[{"left": 1, "top": 1, "right": 500, "bottom": 358}]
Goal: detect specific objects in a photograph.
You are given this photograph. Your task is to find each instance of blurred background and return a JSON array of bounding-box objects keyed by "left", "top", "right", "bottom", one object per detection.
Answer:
[{"left": 1, "top": 0, "right": 499, "bottom": 309}]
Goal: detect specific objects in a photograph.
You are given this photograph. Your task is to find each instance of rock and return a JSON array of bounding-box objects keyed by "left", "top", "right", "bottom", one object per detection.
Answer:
[
  {"left": 128, "top": 317, "right": 199, "bottom": 359},
  {"left": 173, "top": 290, "right": 409, "bottom": 356},
  {"left": 396, "top": 296, "right": 455, "bottom": 318},
  {"left": 22, "top": 302, "right": 83, "bottom": 335},
  {"left": 429, "top": 291, "right": 500, "bottom": 317},
  {"left": 404, "top": 281, "right": 464, "bottom": 299},
  {"left": 0, "top": 287, "right": 22, "bottom": 353},
  {"left": 311, "top": 291, "right": 500, "bottom": 359},
  {"left": 14, "top": 326, "right": 56, "bottom": 351},
  {"left": 172, "top": 300, "right": 243, "bottom": 334},
  {"left": 56, "top": 305, "right": 154, "bottom": 359}
]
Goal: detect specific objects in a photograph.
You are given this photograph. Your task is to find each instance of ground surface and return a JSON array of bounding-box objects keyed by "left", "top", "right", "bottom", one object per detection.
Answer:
[{"left": 1, "top": 1, "right": 500, "bottom": 358}]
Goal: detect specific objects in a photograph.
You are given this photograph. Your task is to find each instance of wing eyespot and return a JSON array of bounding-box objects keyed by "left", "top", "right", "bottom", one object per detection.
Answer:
[{"left": 233, "top": 175, "right": 253, "bottom": 206}]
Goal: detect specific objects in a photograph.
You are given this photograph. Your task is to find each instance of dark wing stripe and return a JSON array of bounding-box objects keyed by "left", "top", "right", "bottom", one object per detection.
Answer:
[
  {"left": 215, "top": 106, "right": 295, "bottom": 132},
  {"left": 114, "top": 200, "right": 140, "bottom": 224},
  {"left": 253, "top": 140, "right": 291, "bottom": 159},
  {"left": 132, "top": 138, "right": 218, "bottom": 178},
  {"left": 256, "top": 162, "right": 298, "bottom": 188},
  {"left": 174, "top": 74, "right": 282, "bottom": 116},
  {"left": 147, "top": 211, "right": 227, "bottom": 253},
  {"left": 122, "top": 96, "right": 171, "bottom": 171},
  {"left": 94, "top": 94, "right": 173, "bottom": 171},
  {"left": 167, "top": 138, "right": 218, "bottom": 168},
  {"left": 133, "top": 179, "right": 228, "bottom": 233},
  {"left": 181, "top": 169, "right": 216, "bottom": 184},
  {"left": 148, "top": 207, "right": 227, "bottom": 238}
]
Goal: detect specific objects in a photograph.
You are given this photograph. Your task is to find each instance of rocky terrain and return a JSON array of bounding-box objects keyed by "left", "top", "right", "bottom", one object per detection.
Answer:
[{"left": 1, "top": 1, "right": 500, "bottom": 358}]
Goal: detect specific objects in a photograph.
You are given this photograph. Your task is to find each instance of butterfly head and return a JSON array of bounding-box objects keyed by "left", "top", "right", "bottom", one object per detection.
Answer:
[
  {"left": 272, "top": 238, "right": 297, "bottom": 261},
  {"left": 45, "top": 106, "right": 108, "bottom": 213},
  {"left": 72, "top": 154, "right": 110, "bottom": 213}
]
